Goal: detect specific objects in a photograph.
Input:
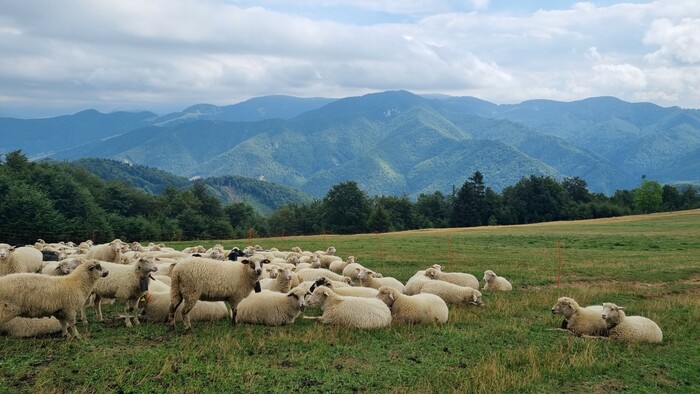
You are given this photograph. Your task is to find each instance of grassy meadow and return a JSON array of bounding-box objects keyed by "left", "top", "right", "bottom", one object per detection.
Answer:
[{"left": 1, "top": 210, "right": 699, "bottom": 393}]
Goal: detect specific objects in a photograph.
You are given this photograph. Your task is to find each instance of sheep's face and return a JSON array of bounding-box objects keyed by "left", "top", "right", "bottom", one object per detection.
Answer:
[
  {"left": 430, "top": 264, "right": 443, "bottom": 271},
  {"left": 0, "top": 245, "right": 14, "bottom": 259},
  {"left": 267, "top": 267, "right": 280, "bottom": 279},
  {"left": 137, "top": 256, "right": 158, "bottom": 273},
  {"left": 483, "top": 270, "right": 495, "bottom": 282},
  {"left": 306, "top": 286, "right": 331, "bottom": 307},
  {"left": 357, "top": 269, "right": 369, "bottom": 280},
  {"left": 346, "top": 256, "right": 355, "bottom": 263},
  {"left": 311, "top": 258, "right": 321, "bottom": 268},
  {"left": 424, "top": 268, "right": 437, "bottom": 279},
  {"left": 551, "top": 298, "right": 574, "bottom": 316},
  {"left": 88, "top": 262, "right": 109, "bottom": 278},
  {"left": 242, "top": 258, "right": 265, "bottom": 277},
  {"left": 281, "top": 267, "right": 293, "bottom": 281},
  {"left": 327, "top": 246, "right": 337, "bottom": 255},
  {"left": 376, "top": 287, "right": 396, "bottom": 307},
  {"left": 468, "top": 291, "right": 483, "bottom": 306},
  {"left": 601, "top": 303, "right": 625, "bottom": 323},
  {"left": 288, "top": 289, "right": 307, "bottom": 311}
]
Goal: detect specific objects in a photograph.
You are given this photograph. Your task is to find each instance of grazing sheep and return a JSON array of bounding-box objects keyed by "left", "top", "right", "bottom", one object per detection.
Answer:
[
  {"left": 86, "top": 239, "right": 125, "bottom": 263},
  {"left": 304, "top": 285, "right": 391, "bottom": 329},
  {"left": 420, "top": 280, "right": 483, "bottom": 306},
  {"left": 328, "top": 256, "right": 355, "bottom": 274},
  {"left": 0, "top": 317, "right": 63, "bottom": 338},
  {"left": 0, "top": 244, "right": 44, "bottom": 276},
  {"left": 141, "top": 291, "right": 230, "bottom": 323},
  {"left": 376, "top": 286, "right": 449, "bottom": 324},
  {"left": 483, "top": 270, "right": 512, "bottom": 291},
  {"left": 357, "top": 269, "right": 406, "bottom": 293},
  {"left": 260, "top": 266, "right": 294, "bottom": 293},
  {"left": 404, "top": 264, "right": 443, "bottom": 295},
  {"left": 87, "top": 256, "right": 158, "bottom": 327},
  {"left": 41, "top": 257, "right": 84, "bottom": 276},
  {"left": 424, "top": 268, "right": 479, "bottom": 290},
  {"left": 601, "top": 303, "right": 663, "bottom": 343},
  {"left": 295, "top": 268, "right": 353, "bottom": 285},
  {"left": 168, "top": 257, "right": 267, "bottom": 332},
  {"left": 0, "top": 260, "right": 108, "bottom": 338},
  {"left": 551, "top": 297, "right": 607, "bottom": 337},
  {"left": 235, "top": 287, "right": 309, "bottom": 326}
]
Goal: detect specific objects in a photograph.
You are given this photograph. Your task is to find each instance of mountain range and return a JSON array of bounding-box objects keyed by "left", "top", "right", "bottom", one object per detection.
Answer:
[{"left": 2, "top": 91, "right": 698, "bottom": 198}]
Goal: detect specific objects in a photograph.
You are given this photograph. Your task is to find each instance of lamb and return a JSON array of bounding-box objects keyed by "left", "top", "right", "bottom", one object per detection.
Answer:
[
  {"left": 328, "top": 256, "right": 355, "bottom": 274},
  {"left": 295, "top": 268, "right": 353, "bottom": 285},
  {"left": 304, "top": 285, "right": 391, "bottom": 329},
  {"left": 0, "top": 260, "right": 108, "bottom": 338},
  {"left": 85, "top": 239, "right": 125, "bottom": 263},
  {"left": 0, "top": 244, "right": 44, "bottom": 276},
  {"left": 235, "top": 287, "right": 309, "bottom": 326},
  {"left": 550, "top": 297, "right": 607, "bottom": 337},
  {"left": 86, "top": 256, "right": 158, "bottom": 327},
  {"left": 404, "top": 264, "right": 443, "bottom": 295},
  {"left": 376, "top": 286, "right": 449, "bottom": 324},
  {"left": 141, "top": 291, "right": 230, "bottom": 323},
  {"left": 0, "top": 317, "right": 63, "bottom": 338},
  {"left": 483, "top": 270, "right": 513, "bottom": 291},
  {"left": 357, "top": 269, "right": 405, "bottom": 293},
  {"left": 259, "top": 266, "right": 294, "bottom": 293},
  {"left": 168, "top": 257, "right": 267, "bottom": 332},
  {"left": 420, "top": 280, "right": 483, "bottom": 306},
  {"left": 601, "top": 303, "right": 663, "bottom": 343},
  {"left": 424, "top": 268, "right": 479, "bottom": 290}
]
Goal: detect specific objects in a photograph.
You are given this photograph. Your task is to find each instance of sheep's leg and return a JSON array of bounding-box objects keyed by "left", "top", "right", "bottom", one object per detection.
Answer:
[
  {"left": 66, "top": 311, "right": 80, "bottom": 339},
  {"left": 123, "top": 301, "right": 133, "bottom": 328},
  {"left": 180, "top": 297, "right": 197, "bottom": 333},
  {"left": 167, "top": 292, "right": 183, "bottom": 330},
  {"left": 130, "top": 298, "right": 141, "bottom": 327},
  {"left": 94, "top": 295, "right": 104, "bottom": 322},
  {"left": 58, "top": 318, "right": 69, "bottom": 338}
]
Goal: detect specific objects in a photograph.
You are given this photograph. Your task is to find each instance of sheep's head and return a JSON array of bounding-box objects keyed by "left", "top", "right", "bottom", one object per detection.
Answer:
[
  {"left": 357, "top": 269, "right": 370, "bottom": 280},
  {"left": 281, "top": 267, "right": 293, "bottom": 281},
  {"left": 346, "top": 256, "right": 356, "bottom": 264},
  {"left": 136, "top": 256, "right": 159, "bottom": 274},
  {"left": 551, "top": 297, "right": 578, "bottom": 317},
  {"left": 326, "top": 246, "right": 337, "bottom": 255},
  {"left": 308, "top": 277, "right": 332, "bottom": 294},
  {"left": 483, "top": 270, "right": 496, "bottom": 282},
  {"left": 210, "top": 249, "right": 224, "bottom": 260},
  {"left": 291, "top": 246, "right": 302, "bottom": 253},
  {"left": 310, "top": 258, "right": 322, "bottom": 269},
  {"left": 241, "top": 258, "right": 265, "bottom": 277},
  {"left": 467, "top": 290, "right": 484, "bottom": 306},
  {"left": 267, "top": 266, "right": 280, "bottom": 279},
  {"left": 601, "top": 303, "right": 625, "bottom": 324},
  {"left": 130, "top": 242, "right": 142, "bottom": 251},
  {"left": 0, "top": 244, "right": 15, "bottom": 259},
  {"left": 376, "top": 286, "right": 398, "bottom": 307},
  {"left": 424, "top": 268, "right": 439, "bottom": 279},
  {"left": 87, "top": 261, "right": 109, "bottom": 278},
  {"left": 306, "top": 285, "right": 332, "bottom": 307},
  {"left": 287, "top": 288, "right": 308, "bottom": 311}
]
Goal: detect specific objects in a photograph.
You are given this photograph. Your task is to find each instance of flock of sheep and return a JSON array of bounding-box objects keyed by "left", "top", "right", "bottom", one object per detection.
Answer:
[{"left": 0, "top": 239, "right": 662, "bottom": 344}]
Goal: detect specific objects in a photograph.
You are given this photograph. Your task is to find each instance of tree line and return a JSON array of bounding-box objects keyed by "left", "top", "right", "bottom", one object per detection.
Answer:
[{"left": 0, "top": 150, "right": 697, "bottom": 244}]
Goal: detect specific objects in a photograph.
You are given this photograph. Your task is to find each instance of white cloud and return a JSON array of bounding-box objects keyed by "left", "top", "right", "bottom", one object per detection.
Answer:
[{"left": 644, "top": 18, "right": 700, "bottom": 65}]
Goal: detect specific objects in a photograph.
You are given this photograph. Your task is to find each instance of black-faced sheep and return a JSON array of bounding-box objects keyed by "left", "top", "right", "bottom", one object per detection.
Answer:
[{"left": 168, "top": 257, "right": 267, "bottom": 332}]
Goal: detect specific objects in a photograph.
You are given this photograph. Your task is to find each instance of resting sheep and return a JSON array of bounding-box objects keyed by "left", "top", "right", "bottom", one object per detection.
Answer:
[
  {"left": 295, "top": 268, "right": 353, "bottom": 285},
  {"left": 0, "top": 244, "right": 43, "bottom": 276},
  {"left": 141, "top": 291, "right": 230, "bottom": 323},
  {"left": 376, "top": 286, "right": 448, "bottom": 324},
  {"left": 235, "top": 287, "right": 309, "bottom": 326},
  {"left": 357, "top": 269, "right": 405, "bottom": 293},
  {"left": 483, "top": 270, "right": 512, "bottom": 291},
  {"left": 168, "top": 257, "right": 267, "bottom": 332},
  {"left": 86, "top": 239, "right": 125, "bottom": 263},
  {"left": 328, "top": 256, "right": 355, "bottom": 274},
  {"left": 86, "top": 256, "right": 158, "bottom": 327},
  {"left": 550, "top": 297, "right": 607, "bottom": 337},
  {"left": 259, "top": 266, "right": 294, "bottom": 293},
  {"left": 0, "top": 260, "right": 108, "bottom": 338},
  {"left": 424, "top": 268, "right": 479, "bottom": 290},
  {"left": 0, "top": 317, "right": 63, "bottom": 338},
  {"left": 420, "top": 280, "right": 483, "bottom": 306},
  {"left": 404, "top": 264, "right": 443, "bottom": 295},
  {"left": 304, "top": 285, "right": 391, "bottom": 329},
  {"left": 601, "top": 303, "right": 663, "bottom": 343},
  {"left": 41, "top": 257, "right": 84, "bottom": 276}
]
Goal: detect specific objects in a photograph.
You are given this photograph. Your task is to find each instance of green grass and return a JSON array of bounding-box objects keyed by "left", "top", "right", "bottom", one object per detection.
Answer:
[{"left": 2, "top": 210, "right": 699, "bottom": 393}]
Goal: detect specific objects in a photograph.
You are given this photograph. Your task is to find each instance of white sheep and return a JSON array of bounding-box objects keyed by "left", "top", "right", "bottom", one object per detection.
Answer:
[
  {"left": 550, "top": 297, "right": 607, "bottom": 337},
  {"left": 404, "top": 264, "right": 443, "bottom": 295},
  {"left": 259, "top": 266, "right": 294, "bottom": 293},
  {"left": 168, "top": 257, "right": 267, "bottom": 332},
  {"left": 0, "top": 260, "right": 108, "bottom": 338},
  {"left": 87, "top": 256, "right": 158, "bottom": 327},
  {"left": 342, "top": 262, "right": 369, "bottom": 280},
  {"left": 41, "top": 257, "right": 84, "bottom": 276},
  {"left": 328, "top": 256, "right": 355, "bottom": 274},
  {"left": 235, "top": 287, "right": 309, "bottom": 326},
  {"left": 314, "top": 246, "right": 337, "bottom": 256},
  {"left": 0, "top": 317, "right": 63, "bottom": 338},
  {"left": 357, "top": 269, "right": 405, "bottom": 293},
  {"left": 141, "top": 291, "right": 230, "bottom": 323},
  {"left": 424, "top": 268, "right": 479, "bottom": 290},
  {"left": 483, "top": 269, "right": 513, "bottom": 291},
  {"left": 601, "top": 303, "right": 663, "bottom": 343},
  {"left": 304, "top": 285, "right": 391, "bottom": 329},
  {"left": 420, "top": 280, "right": 484, "bottom": 306},
  {"left": 0, "top": 244, "right": 44, "bottom": 276},
  {"left": 86, "top": 239, "right": 125, "bottom": 263},
  {"left": 295, "top": 268, "right": 353, "bottom": 285},
  {"left": 376, "top": 286, "right": 449, "bottom": 324}
]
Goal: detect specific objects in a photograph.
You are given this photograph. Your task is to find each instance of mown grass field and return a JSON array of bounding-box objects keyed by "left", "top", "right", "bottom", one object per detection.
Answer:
[{"left": 1, "top": 210, "right": 699, "bottom": 393}]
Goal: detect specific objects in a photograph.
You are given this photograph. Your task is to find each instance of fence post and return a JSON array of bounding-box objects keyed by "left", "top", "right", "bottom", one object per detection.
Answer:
[{"left": 557, "top": 240, "right": 563, "bottom": 287}]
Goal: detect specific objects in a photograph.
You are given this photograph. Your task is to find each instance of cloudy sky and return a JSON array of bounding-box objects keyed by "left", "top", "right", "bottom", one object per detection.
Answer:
[{"left": 1, "top": 0, "right": 699, "bottom": 118}]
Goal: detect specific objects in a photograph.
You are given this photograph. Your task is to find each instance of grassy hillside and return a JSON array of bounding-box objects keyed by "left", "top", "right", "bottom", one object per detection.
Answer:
[{"left": 1, "top": 210, "right": 698, "bottom": 393}]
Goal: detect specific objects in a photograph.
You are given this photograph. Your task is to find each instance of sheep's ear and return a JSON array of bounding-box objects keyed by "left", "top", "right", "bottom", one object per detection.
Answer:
[
  {"left": 287, "top": 292, "right": 298, "bottom": 299},
  {"left": 88, "top": 263, "right": 97, "bottom": 271},
  {"left": 323, "top": 290, "right": 331, "bottom": 297},
  {"left": 472, "top": 294, "right": 478, "bottom": 302},
  {"left": 617, "top": 306, "right": 626, "bottom": 311},
  {"left": 262, "top": 259, "right": 271, "bottom": 264},
  {"left": 240, "top": 259, "right": 250, "bottom": 264},
  {"left": 389, "top": 292, "right": 395, "bottom": 301}
]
